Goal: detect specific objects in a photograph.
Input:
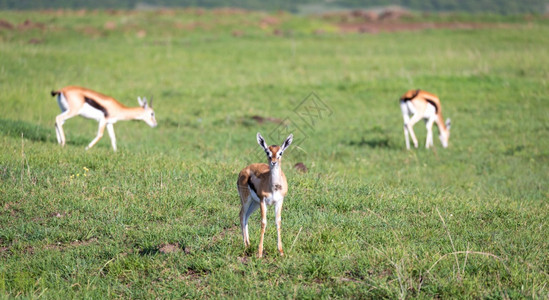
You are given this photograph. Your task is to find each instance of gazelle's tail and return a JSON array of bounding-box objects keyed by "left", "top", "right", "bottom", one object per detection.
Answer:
[{"left": 51, "top": 90, "right": 60, "bottom": 97}]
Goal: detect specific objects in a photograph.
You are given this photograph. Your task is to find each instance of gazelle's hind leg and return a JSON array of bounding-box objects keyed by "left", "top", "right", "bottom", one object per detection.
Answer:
[
  {"left": 54, "top": 92, "right": 81, "bottom": 147},
  {"left": 400, "top": 101, "right": 414, "bottom": 150},
  {"left": 243, "top": 200, "right": 259, "bottom": 247},
  {"left": 402, "top": 113, "right": 411, "bottom": 150},
  {"left": 55, "top": 110, "right": 78, "bottom": 147},
  {"left": 406, "top": 113, "right": 422, "bottom": 149},
  {"left": 238, "top": 185, "right": 258, "bottom": 248}
]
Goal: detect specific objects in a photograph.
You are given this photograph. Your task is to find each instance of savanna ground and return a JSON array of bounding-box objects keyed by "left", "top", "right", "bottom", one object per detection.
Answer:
[{"left": 0, "top": 8, "right": 548, "bottom": 298}]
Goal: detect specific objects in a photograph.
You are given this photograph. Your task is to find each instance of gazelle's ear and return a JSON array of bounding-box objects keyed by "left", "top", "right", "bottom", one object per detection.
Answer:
[
  {"left": 281, "top": 134, "right": 293, "bottom": 152},
  {"left": 142, "top": 97, "right": 149, "bottom": 109},
  {"left": 257, "top": 132, "right": 269, "bottom": 151},
  {"left": 446, "top": 118, "right": 451, "bottom": 130},
  {"left": 137, "top": 96, "right": 144, "bottom": 107}
]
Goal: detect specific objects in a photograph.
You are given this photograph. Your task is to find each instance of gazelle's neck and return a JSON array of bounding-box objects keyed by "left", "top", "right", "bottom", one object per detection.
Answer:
[
  {"left": 270, "top": 164, "right": 283, "bottom": 187},
  {"left": 118, "top": 107, "right": 144, "bottom": 121}
]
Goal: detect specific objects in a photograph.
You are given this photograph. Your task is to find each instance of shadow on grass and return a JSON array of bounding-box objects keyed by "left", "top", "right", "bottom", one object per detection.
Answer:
[
  {"left": 0, "top": 118, "right": 89, "bottom": 146},
  {"left": 0, "top": 118, "right": 54, "bottom": 143},
  {"left": 349, "top": 137, "right": 391, "bottom": 148},
  {"left": 347, "top": 126, "right": 396, "bottom": 149}
]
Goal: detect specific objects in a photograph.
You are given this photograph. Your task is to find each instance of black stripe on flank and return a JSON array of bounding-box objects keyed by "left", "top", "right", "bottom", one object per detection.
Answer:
[
  {"left": 401, "top": 89, "right": 421, "bottom": 101},
  {"left": 424, "top": 98, "right": 439, "bottom": 113},
  {"left": 84, "top": 97, "right": 108, "bottom": 117},
  {"left": 412, "top": 89, "right": 420, "bottom": 99}
]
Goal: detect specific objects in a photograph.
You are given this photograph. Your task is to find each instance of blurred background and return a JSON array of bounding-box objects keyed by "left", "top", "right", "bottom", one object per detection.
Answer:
[{"left": 2, "top": 0, "right": 549, "bottom": 15}]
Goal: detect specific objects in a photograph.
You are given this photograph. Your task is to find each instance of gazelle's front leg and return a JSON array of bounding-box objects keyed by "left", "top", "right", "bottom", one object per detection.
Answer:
[
  {"left": 258, "top": 199, "right": 267, "bottom": 258},
  {"left": 86, "top": 119, "right": 107, "bottom": 150},
  {"left": 425, "top": 118, "right": 435, "bottom": 149},
  {"left": 275, "top": 200, "right": 284, "bottom": 256},
  {"left": 106, "top": 123, "right": 117, "bottom": 152}
]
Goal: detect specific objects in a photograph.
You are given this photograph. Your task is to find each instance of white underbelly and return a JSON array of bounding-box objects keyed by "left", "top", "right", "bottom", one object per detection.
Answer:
[
  {"left": 423, "top": 104, "right": 437, "bottom": 119},
  {"left": 78, "top": 103, "right": 105, "bottom": 121},
  {"left": 401, "top": 101, "right": 437, "bottom": 120}
]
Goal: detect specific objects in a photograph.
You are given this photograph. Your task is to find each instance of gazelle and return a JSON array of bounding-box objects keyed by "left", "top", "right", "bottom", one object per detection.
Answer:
[
  {"left": 400, "top": 89, "right": 451, "bottom": 149},
  {"left": 51, "top": 86, "right": 157, "bottom": 151},
  {"left": 237, "top": 133, "right": 293, "bottom": 258}
]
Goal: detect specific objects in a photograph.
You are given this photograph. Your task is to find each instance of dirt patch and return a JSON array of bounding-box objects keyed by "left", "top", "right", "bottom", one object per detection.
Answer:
[
  {"left": 158, "top": 243, "right": 181, "bottom": 254},
  {"left": 17, "top": 19, "right": 45, "bottom": 31},
  {"left": 250, "top": 115, "right": 284, "bottom": 124},
  {"left": 80, "top": 26, "right": 103, "bottom": 37},
  {"left": 232, "top": 30, "right": 244, "bottom": 37},
  {"left": 260, "top": 16, "right": 280, "bottom": 29},
  {"left": 238, "top": 256, "right": 250, "bottom": 264},
  {"left": 136, "top": 29, "right": 147, "bottom": 38},
  {"left": 338, "top": 21, "right": 502, "bottom": 34},
  {"left": 104, "top": 21, "right": 117, "bottom": 30},
  {"left": 0, "top": 19, "right": 14, "bottom": 30},
  {"left": 50, "top": 212, "right": 67, "bottom": 218},
  {"left": 294, "top": 162, "right": 308, "bottom": 173},
  {"left": 325, "top": 7, "right": 512, "bottom": 34}
]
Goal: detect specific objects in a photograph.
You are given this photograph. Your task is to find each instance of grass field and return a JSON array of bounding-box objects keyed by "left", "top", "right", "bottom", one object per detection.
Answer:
[{"left": 1, "top": 9, "right": 548, "bottom": 298}]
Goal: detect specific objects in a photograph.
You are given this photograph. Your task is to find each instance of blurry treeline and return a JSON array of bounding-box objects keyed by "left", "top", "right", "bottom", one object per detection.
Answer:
[{"left": 0, "top": 0, "right": 547, "bottom": 14}]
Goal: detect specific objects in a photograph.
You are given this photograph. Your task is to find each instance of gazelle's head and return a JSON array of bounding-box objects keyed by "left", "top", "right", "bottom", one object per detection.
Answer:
[
  {"left": 137, "top": 96, "right": 157, "bottom": 128},
  {"left": 439, "top": 118, "right": 451, "bottom": 148},
  {"left": 257, "top": 132, "right": 293, "bottom": 168}
]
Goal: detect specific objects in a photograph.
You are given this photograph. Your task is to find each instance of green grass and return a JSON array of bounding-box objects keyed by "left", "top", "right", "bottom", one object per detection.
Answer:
[{"left": 1, "top": 9, "right": 548, "bottom": 298}]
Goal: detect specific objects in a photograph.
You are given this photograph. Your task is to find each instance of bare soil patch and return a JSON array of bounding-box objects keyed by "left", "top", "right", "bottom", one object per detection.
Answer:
[{"left": 338, "top": 21, "right": 508, "bottom": 34}]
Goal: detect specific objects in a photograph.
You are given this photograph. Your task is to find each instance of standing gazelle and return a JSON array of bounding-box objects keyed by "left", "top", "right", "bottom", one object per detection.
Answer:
[
  {"left": 400, "top": 89, "right": 451, "bottom": 149},
  {"left": 237, "top": 133, "right": 293, "bottom": 258},
  {"left": 51, "top": 86, "right": 157, "bottom": 151}
]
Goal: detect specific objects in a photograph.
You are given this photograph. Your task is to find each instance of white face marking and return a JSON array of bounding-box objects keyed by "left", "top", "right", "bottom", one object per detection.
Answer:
[
  {"left": 142, "top": 108, "right": 157, "bottom": 127},
  {"left": 439, "top": 133, "right": 449, "bottom": 148}
]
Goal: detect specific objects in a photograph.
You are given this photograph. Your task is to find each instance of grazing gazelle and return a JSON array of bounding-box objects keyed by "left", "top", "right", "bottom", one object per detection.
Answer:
[
  {"left": 400, "top": 89, "right": 451, "bottom": 149},
  {"left": 237, "top": 133, "right": 293, "bottom": 258},
  {"left": 51, "top": 86, "right": 157, "bottom": 151}
]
